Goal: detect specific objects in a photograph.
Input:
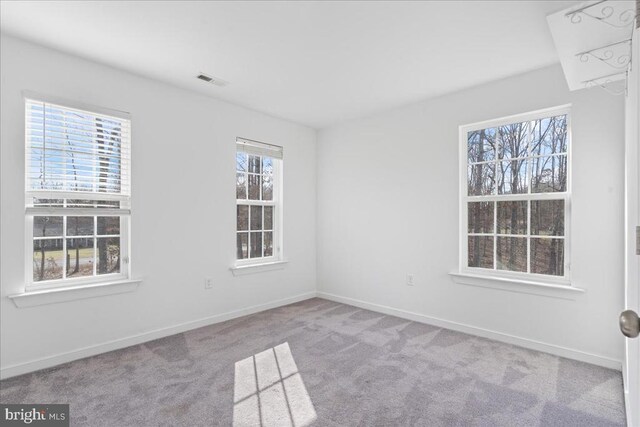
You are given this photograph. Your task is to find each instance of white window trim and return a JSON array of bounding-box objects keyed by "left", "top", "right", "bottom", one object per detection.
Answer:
[
  {"left": 23, "top": 92, "right": 133, "bottom": 293},
  {"left": 230, "top": 260, "right": 288, "bottom": 276},
  {"left": 449, "top": 272, "right": 584, "bottom": 300},
  {"left": 457, "top": 104, "right": 575, "bottom": 292},
  {"left": 233, "top": 138, "right": 284, "bottom": 270},
  {"left": 9, "top": 279, "right": 141, "bottom": 308}
]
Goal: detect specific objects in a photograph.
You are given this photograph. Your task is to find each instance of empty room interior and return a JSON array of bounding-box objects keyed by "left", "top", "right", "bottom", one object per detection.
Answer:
[{"left": 1, "top": 1, "right": 640, "bottom": 426}]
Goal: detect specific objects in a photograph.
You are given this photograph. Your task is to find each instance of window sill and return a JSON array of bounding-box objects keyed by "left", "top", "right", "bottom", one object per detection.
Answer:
[
  {"left": 8, "top": 279, "right": 141, "bottom": 308},
  {"left": 449, "top": 272, "right": 585, "bottom": 300},
  {"left": 230, "top": 260, "right": 288, "bottom": 276}
]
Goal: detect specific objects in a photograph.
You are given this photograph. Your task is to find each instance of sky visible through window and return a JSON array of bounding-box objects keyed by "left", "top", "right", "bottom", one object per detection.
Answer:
[{"left": 28, "top": 102, "right": 123, "bottom": 194}]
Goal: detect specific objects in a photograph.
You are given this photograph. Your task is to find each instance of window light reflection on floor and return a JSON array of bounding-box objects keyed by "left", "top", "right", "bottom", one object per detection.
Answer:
[{"left": 233, "top": 342, "right": 317, "bottom": 427}]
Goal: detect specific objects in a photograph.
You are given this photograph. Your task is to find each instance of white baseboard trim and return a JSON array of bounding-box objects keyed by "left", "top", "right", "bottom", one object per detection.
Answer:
[
  {"left": 0, "top": 291, "right": 317, "bottom": 380},
  {"left": 317, "top": 292, "right": 622, "bottom": 371}
]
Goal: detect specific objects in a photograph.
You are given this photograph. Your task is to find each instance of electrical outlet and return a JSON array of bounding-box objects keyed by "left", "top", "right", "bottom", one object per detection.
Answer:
[
  {"left": 406, "top": 274, "right": 415, "bottom": 286},
  {"left": 205, "top": 278, "right": 213, "bottom": 289}
]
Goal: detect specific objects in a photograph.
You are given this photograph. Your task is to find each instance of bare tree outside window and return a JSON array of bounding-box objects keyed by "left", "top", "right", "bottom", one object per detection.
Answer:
[{"left": 464, "top": 110, "right": 568, "bottom": 278}]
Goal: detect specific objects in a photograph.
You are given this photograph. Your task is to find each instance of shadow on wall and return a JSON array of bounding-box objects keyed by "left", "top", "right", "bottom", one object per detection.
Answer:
[{"left": 233, "top": 342, "right": 317, "bottom": 427}]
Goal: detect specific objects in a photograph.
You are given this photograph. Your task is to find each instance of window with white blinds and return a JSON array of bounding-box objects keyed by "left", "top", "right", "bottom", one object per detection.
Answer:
[
  {"left": 25, "top": 96, "right": 131, "bottom": 289},
  {"left": 235, "top": 138, "right": 283, "bottom": 265}
]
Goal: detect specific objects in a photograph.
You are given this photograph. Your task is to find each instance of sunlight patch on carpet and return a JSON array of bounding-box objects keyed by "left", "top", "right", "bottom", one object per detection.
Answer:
[{"left": 233, "top": 342, "right": 317, "bottom": 427}]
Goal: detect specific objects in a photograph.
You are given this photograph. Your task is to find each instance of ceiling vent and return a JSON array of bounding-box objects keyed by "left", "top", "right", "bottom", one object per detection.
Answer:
[{"left": 196, "top": 73, "right": 228, "bottom": 87}]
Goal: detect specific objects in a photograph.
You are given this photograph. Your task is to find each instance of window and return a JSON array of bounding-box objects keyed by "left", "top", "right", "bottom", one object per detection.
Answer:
[
  {"left": 460, "top": 106, "right": 570, "bottom": 283},
  {"left": 235, "top": 138, "right": 282, "bottom": 265},
  {"left": 25, "top": 96, "right": 131, "bottom": 290}
]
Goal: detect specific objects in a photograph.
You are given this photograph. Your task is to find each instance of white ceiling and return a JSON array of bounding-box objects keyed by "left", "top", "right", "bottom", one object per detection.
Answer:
[{"left": 0, "top": 1, "right": 579, "bottom": 129}]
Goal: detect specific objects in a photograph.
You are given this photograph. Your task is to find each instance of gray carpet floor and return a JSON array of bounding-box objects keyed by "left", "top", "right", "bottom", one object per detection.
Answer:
[{"left": 0, "top": 298, "right": 626, "bottom": 426}]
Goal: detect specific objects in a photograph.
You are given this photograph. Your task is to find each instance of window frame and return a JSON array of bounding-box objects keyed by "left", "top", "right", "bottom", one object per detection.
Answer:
[
  {"left": 458, "top": 104, "right": 572, "bottom": 286},
  {"left": 23, "top": 93, "right": 131, "bottom": 292},
  {"left": 234, "top": 138, "right": 283, "bottom": 268}
]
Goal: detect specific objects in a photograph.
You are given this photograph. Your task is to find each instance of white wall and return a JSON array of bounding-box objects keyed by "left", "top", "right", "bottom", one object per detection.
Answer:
[
  {"left": 317, "top": 65, "right": 626, "bottom": 365},
  {"left": 0, "top": 35, "right": 317, "bottom": 377},
  {"left": 0, "top": 34, "right": 627, "bottom": 378}
]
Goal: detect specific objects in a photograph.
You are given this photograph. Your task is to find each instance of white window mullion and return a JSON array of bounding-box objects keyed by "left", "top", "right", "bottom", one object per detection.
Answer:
[
  {"left": 467, "top": 192, "right": 568, "bottom": 203},
  {"left": 564, "top": 194, "right": 570, "bottom": 275},
  {"left": 62, "top": 214, "right": 67, "bottom": 280},
  {"left": 275, "top": 159, "right": 281, "bottom": 256},
  {"left": 261, "top": 193, "right": 266, "bottom": 258},
  {"left": 526, "top": 121, "right": 533, "bottom": 274},
  {"left": 92, "top": 131, "right": 97, "bottom": 193},
  {"left": 42, "top": 102, "right": 47, "bottom": 187},
  {"left": 259, "top": 155, "right": 263, "bottom": 202},
  {"left": 93, "top": 215, "right": 98, "bottom": 276},
  {"left": 493, "top": 200, "right": 497, "bottom": 271},
  {"left": 248, "top": 202, "right": 252, "bottom": 259},
  {"left": 62, "top": 109, "right": 67, "bottom": 193},
  {"left": 527, "top": 200, "right": 531, "bottom": 274},
  {"left": 493, "top": 130, "right": 498, "bottom": 271}
]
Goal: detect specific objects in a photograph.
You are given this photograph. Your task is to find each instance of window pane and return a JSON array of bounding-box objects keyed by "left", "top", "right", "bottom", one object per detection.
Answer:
[
  {"left": 248, "top": 174, "right": 261, "bottom": 200},
  {"left": 468, "top": 202, "right": 493, "bottom": 234},
  {"left": 531, "top": 155, "right": 567, "bottom": 193},
  {"left": 531, "top": 115, "right": 567, "bottom": 156},
  {"left": 264, "top": 232, "right": 273, "bottom": 257},
  {"left": 237, "top": 205, "right": 249, "bottom": 231},
  {"left": 531, "top": 238, "right": 564, "bottom": 276},
  {"left": 498, "top": 122, "right": 528, "bottom": 159},
  {"left": 497, "top": 201, "right": 527, "bottom": 235},
  {"left": 236, "top": 172, "right": 247, "bottom": 200},
  {"left": 262, "top": 175, "right": 273, "bottom": 200},
  {"left": 248, "top": 155, "right": 261, "bottom": 174},
  {"left": 497, "top": 160, "right": 527, "bottom": 194},
  {"left": 236, "top": 152, "right": 247, "bottom": 172},
  {"left": 237, "top": 233, "right": 248, "bottom": 259},
  {"left": 33, "top": 216, "right": 63, "bottom": 237},
  {"left": 250, "top": 206, "right": 263, "bottom": 230},
  {"left": 467, "top": 163, "right": 495, "bottom": 196},
  {"left": 468, "top": 236, "right": 493, "bottom": 269},
  {"left": 264, "top": 206, "right": 273, "bottom": 231},
  {"left": 497, "top": 237, "right": 527, "bottom": 272},
  {"left": 262, "top": 157, "right": 273, "bottom": 174},
  {"left": 467, "top": 128, "right": 496, "bottom": 163},
  {"left": 531, "top": 200, "right": 564, "bottom": 236},
  {"left": 67, "top": 216, "right": 94, "bottom": 236},
  {"left": 66, "top": 238, "right": 94, "bottom": 278},
  {"left": 97, "top": 217, "right": 120, "bottom": 235},
  {"left": 33, "top": 239, "right": 63, "bottom": 281},
  {"left": 250, "top": 232, "right": 262, "bottom": 258},
  {"left": 97, "top": 237, "right": 120, "bottom": 275}
]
